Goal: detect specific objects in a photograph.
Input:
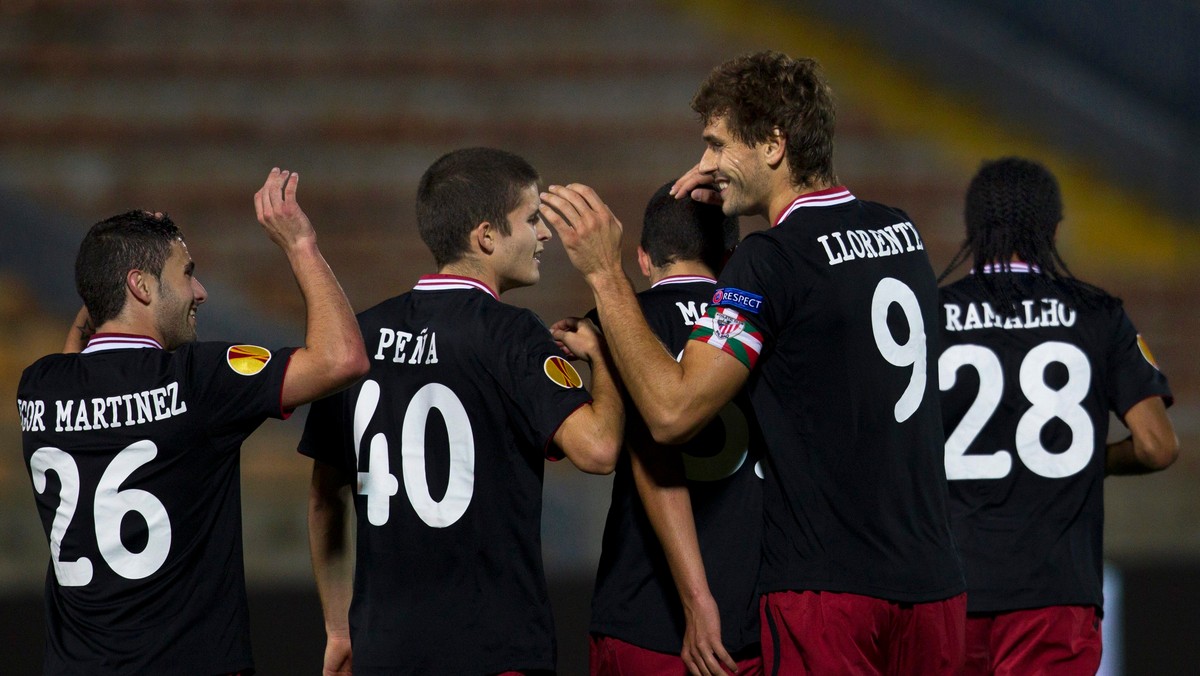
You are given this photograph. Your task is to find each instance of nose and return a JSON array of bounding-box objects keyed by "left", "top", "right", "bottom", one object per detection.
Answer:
[
  {"left": 537, "top": 218, "right": 552, "bottom": 242},
  {"left": 193, "top": 277, "right": 208, "bottom": 305},
  {"left": 698, "top": 147, "right": 718, "bottom": 175}
]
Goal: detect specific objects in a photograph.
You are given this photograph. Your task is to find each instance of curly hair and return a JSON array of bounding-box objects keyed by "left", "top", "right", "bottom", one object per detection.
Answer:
[{"left": 691, "top": 51, "right": 837, "bottom": 189}]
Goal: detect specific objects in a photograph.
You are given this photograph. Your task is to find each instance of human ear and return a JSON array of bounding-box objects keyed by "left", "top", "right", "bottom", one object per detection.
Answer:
[
  {"left": 127, "top": 269, "right": 154, "bottom": 305},
  {"left": 474, "top": 221, "right": 496, "bottom": 255}
]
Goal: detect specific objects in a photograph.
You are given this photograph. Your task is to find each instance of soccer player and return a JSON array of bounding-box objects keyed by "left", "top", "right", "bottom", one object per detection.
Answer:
[
  {"left": 302, "top": 147, "right": 624, "bottom": 676},
  {"left": 17, "top": 168, "right": 369, "bottom": 675},
  {"left": 540, "top": 51, "right": 966, "bottom": 674},
  {"left": 587, "top": 182, "right": 762, "bottom": 676},
  {"left": 937, "top": 157, "right": 1179, "bottom": 675}
]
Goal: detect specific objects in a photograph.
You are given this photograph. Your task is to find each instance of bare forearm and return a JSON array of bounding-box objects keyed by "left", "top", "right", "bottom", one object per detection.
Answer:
[
  {"left": 588, "top": 271, "right": 695, "bottom": 435},
  {"left": 63, "top": 306, "right": 92, "bottom": 353},
  {"left": 1108, "top": 397, "right": 1179, "bottom": 476},
  {"left": 309, "top": 483, "right": 354, "bottom": 636},
  {"left": 283, "top": 241, "right": 368, "bottom": 408},
  {"left": 630, "top": 447, "right": 713, "bottom": 608}
]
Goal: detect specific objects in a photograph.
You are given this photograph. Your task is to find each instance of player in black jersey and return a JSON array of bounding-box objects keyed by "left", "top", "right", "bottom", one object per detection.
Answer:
[
  {"left": 301, "top": 147, "right": 624, "bottom": 676},
  {"left": 586, "top": 182, "right": 763, "bottom": 676},
  {"left": 937, "top": 157, "right": 1178, "bottom": 675},
  {"left": 542, "top": 51, "right": 966, "bottom": 675},
  {"left": 17, "top": 169, "right": 369, "bottom": 676}
]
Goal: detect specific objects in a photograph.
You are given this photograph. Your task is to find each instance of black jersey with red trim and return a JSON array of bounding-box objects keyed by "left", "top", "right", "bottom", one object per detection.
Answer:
[
  {"left": 298, "top": 275, "right": 592, "bottom": 676},
  {"left": 690, "top": 187, "right": 964, "bottom": 602},
  {"left": 17, "top": 334, "right": 295, "bottom": 676},
  {"left": 938, "top": 267, "right": 1172, "bottom": 612},
  {"left": 589, "top": 276, "right": 764, "bottom": 655}
]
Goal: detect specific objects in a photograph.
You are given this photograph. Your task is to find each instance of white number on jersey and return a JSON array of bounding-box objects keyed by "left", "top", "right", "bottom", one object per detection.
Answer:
[
  {"left": 871, "top": 277, "right": 928, "bottom": 422},
  {"left": 940, "top": 341, "right": 1094, "bottom": 480},
  {"left": 30, "top": 440, "right": 173, "bottom": 586},
  {"left": 673, "top": 348, "right": 753, "bottom": 482},
  {"left": 352, "top": 380, "right": 476, "bottom": 528}
]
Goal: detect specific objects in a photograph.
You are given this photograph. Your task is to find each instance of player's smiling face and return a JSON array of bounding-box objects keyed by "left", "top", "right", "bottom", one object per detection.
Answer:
[
  {"left": 154, "top": 238, "right": 207, "bottom": 349},
  {"left": 698, "top": 115, "right": 770, "bottom": 218},
  {"left": 493, "top": 184, "right": 551, "bottom": 293}
]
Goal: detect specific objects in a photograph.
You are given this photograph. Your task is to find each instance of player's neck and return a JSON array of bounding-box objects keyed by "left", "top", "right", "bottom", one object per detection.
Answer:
[
  {"left": 768, "top": 178, "right": 834, "bottom": 224},
  {"left": 92, "top": 316, "right": 164, "bottom": 346},
  {"left": 647, "top": 260, "right": 716, "bottom": 285},
  {"left": 436, "top": 260, "right": 501, "bottom": 297}
]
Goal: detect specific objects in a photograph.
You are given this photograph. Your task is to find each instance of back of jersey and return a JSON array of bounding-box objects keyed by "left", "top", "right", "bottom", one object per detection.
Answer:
[
  {"left": 300, "top": 276, "right": 591, "bottom": 675},
  {"left": 590, "top": 277, "right": 763, "bottom": 655},
  {"left": 704, "top": 188, "right": 962, "bottom": 602},
  {"left": 939, "top": 271, "right": 1172, "bottom": 612},
  {"left": 18, "top": 337, "right": 293, "bottom": 675}
]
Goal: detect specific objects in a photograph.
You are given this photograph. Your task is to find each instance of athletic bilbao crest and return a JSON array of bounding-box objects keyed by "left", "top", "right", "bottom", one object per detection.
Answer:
[
  {"left": 226, "top": 345, "right": 272, "bottom": 376},
  {"left": 714, "top": 311, "right": 745, "bottom": 339},
  {"left": 544, "top": 356, "right": 583, "bottom": 389}
]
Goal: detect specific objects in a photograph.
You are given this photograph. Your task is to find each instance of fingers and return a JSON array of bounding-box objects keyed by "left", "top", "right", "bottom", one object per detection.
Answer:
[
  {"left": 712, "top": 643, "right": 738, "bottom": 674},
  {"left": 670, "top": 163, "right": 714, "bottom": 200},
  {"left": 689, "top": 187, "right": 724, "bottom": 206}
]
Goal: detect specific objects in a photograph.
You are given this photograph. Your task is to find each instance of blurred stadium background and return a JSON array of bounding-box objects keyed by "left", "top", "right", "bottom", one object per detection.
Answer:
[{"left": 0, "top": 1, "right": 1196, "bottom": 673}]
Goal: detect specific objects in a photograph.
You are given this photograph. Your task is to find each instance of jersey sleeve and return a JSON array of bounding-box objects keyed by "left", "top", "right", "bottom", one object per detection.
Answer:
[
  {"left": 491, "top": 310, "right": 592, "bottom": 458},
  {"left": 689, "top": 234, "right": 787, "bottom": 369},
  {"left": 1107, "top": 309, "right": 1173, "bottom": 415},
  {"left": 298, "top": 391, "right": 352, "bottom": 469},
  {"left": 180, "top": 342, "right": 297, "bottom": 430}
]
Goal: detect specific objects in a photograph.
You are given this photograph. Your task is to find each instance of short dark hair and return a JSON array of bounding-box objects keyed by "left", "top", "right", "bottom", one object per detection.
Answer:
[
  {"left": 75, "top": 210, "right": 182, "bottom": 326},
  {"left": 641, "top": 181, "right": 739, "bottom": 274},
  {"left": 416, "top": 147, "right": 540, "bottom": 268},
  {"left": 692, "top": 51, "right": 837, "bottom": 189}
]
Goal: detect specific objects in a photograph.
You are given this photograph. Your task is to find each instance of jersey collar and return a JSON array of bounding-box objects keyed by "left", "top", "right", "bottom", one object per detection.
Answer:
[
  {"left": 414, "top": 274, "right": 499, "bottom": 300},
  {"left": 773, "top": 186, "right": 855, "bottom": 227},
  {"left": 975, "top": 262, "right": 1040, "bottom": 274},
  {"left": 651, "top": 274, "right": 717, "bottom": 288},
  {"left": 82, "top": 333, "right": 164, "bottom": 353}
]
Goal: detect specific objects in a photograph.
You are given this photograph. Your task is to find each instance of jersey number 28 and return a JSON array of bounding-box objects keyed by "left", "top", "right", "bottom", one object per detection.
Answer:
[{"left": 940, "top": 341, "right": 1093, "bottom": 480}]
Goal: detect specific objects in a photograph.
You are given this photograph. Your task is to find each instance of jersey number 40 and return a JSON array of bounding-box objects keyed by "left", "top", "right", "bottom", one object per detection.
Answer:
[{"left": 353, "top": 379, "right": 474, "bottom": 529}]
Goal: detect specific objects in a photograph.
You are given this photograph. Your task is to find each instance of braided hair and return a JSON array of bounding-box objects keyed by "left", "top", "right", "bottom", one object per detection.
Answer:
[{"left": 939, "top": 157, "right": 1110, "bottom": 312}]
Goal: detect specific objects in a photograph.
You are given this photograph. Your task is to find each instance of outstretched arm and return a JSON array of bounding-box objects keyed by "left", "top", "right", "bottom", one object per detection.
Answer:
[
  {"left": 550, "top": 317, "right": 624, "bottom": 475},
  {"left": 540, "top": 184, "right": 748, "bottom": 444},
  {"left": 1106, "top": 396, "right": 1179, "bottom": 475},
  {"left": 631, "top": 440, "right": 737, "bottom": 675},
  {"left": 254, "top": 169, "right": 369, "bottom": 409},
  {"left": 308, "top": 459, "right": 355, "bottom": 676}
]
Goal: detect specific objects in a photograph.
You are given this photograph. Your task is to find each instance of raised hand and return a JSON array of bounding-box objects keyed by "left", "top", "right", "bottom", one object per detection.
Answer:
[
  {"left": 539, "top": 183, "right": 624, "bottom": 280},
  {"left": 254, "top": 167, "right": 316, "bottom": 251},
  {"left": 670, "top": 162, "right": 723, "bottom": 206}
]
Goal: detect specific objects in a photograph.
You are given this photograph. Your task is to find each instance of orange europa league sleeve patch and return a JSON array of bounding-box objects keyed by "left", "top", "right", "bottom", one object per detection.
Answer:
[
  {"left": 544, "top": 355, "right": 583, "bottom": 389},
  {"left": 1136, "top": 334, "right": 1160, "bottom": 370},
  {"left": 227, "top": 345, "right": 272, "bottom": 376}
]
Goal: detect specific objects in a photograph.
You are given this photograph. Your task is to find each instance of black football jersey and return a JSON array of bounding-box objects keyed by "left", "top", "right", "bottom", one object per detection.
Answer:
[
  {"left": 17, "top": 333, "right": 295, "bottom": 675},
  {"left": 589, "top": 276, "right": 763, "bottom": 655},
  {"left": 298, "top": 275, "right": 592, "bottom": 675},
  {"left": 691, "top": 187, "right": 964, "bottom": 602},
  {"left": 938, "top": 267, "right": 1173, "bottom": 612}
]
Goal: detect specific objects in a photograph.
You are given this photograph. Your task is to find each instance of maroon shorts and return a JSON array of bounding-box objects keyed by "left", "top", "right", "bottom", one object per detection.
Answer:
[
  {"left": 761, "top": 590, "right": 966, "bottom": 675},
  {"left": 962, "top": 605, "right": 1101, "bottom": 676},
  {"left": 589, "top": 634, "right": 764, "bottom": 676}
]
